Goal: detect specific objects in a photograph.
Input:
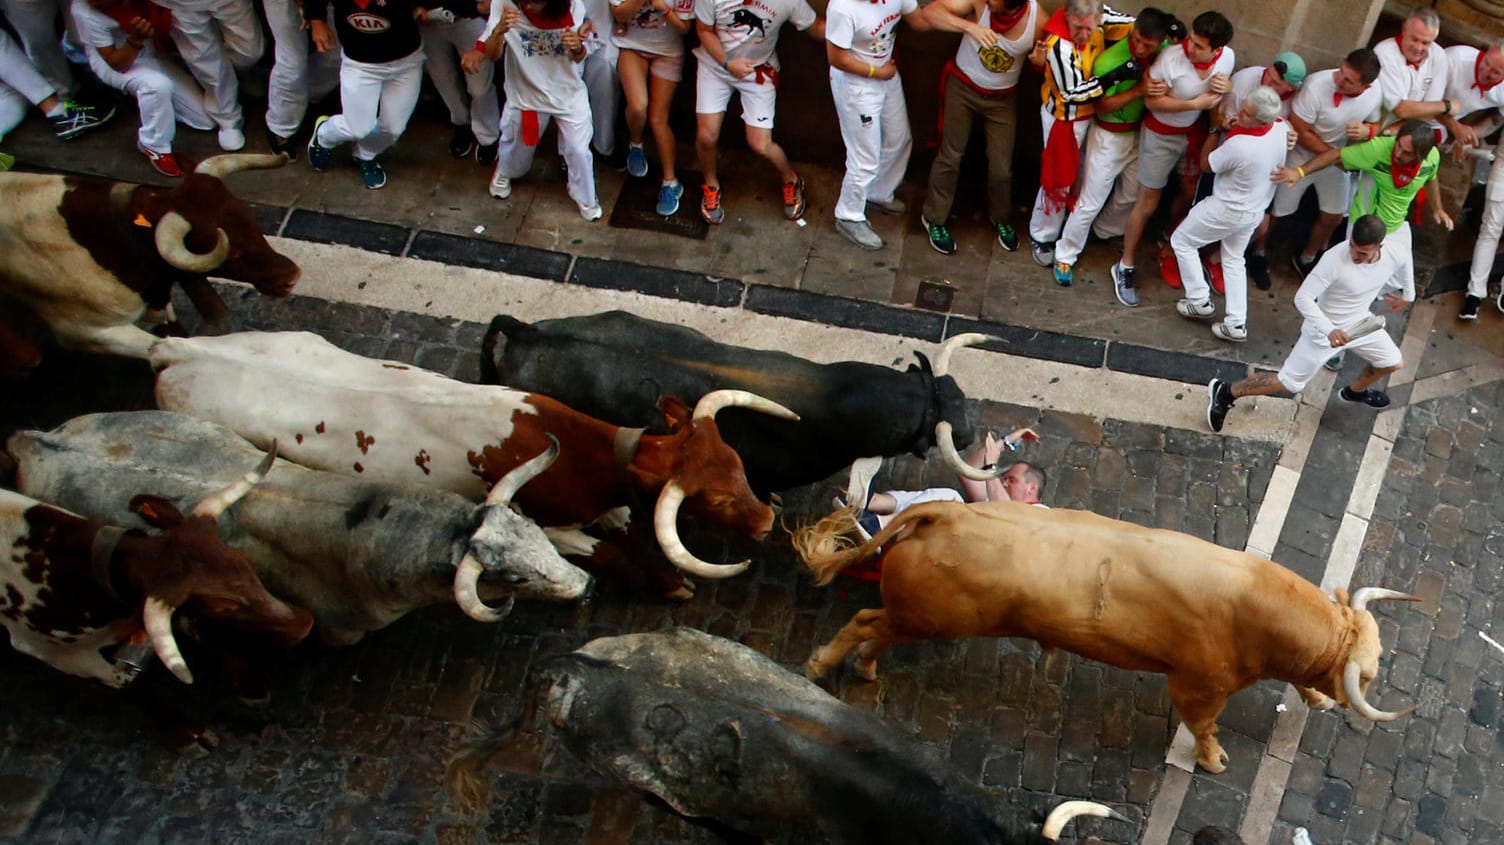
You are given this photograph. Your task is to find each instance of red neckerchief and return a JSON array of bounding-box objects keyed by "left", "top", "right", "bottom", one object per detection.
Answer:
[
  {"left": 1394, "top": 35, "right": 1422, "bottom": 71},
  {"left": 988, "top": 0, "right": 1028, "bottom": 33},
  {"left": 520, "top": 7, "right": 574, "bottom": 28},
  {"left": 1183, "top": 40, "right": 1221, "bottom": 72},
  {"left": 1041, "top": 7, "right": 1072, "bottom": 43},
  {"left": 1390, "top": 146, "right": 1421, "bottom": 188},
  {"left": 1333, "top": 91, "right": 1343, "bottom": 107},
  {"left": 1474, "top": 50, "right": 1500, "bottom": 94},
  {"left": 1226, "top": 118, "right": 1278, "bottom": 139}
]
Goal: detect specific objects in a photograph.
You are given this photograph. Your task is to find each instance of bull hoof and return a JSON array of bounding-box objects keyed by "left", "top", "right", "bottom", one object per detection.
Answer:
[
  {"left": 1197, "top": 746, "right": 1229, "bottom": 774},
  {"left": 854, "top": 660, "right": 879, "bottom": 682}
]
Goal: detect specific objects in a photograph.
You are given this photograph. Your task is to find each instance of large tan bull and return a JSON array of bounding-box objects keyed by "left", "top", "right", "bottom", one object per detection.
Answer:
[{"left": 795, "top": 501, "right": 1419, "bottom": 773}]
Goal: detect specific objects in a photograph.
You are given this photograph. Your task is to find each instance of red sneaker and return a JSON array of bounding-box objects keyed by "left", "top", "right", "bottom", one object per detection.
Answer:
[
  {"left": 1158, "top": 248, "right": 1183, "bottom": 289},
  {"left": 1206, "top": 260, "right": 1225, "bottom": 295},
  {"left": 138, "top": 143, "right": 184, "bottom": 178}
]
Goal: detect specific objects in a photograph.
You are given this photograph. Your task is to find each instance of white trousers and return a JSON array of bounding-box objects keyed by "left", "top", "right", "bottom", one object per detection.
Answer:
[
  {"left": 88, "top": 51, "right": 212, "bottom": 153},
  {"left": 0, "top": 0, "right": 76, "bottom": 95},
  {"left": 421, "top": 18, "right": 499, "bottom": 145},
  {"left": 1055, "top": 123, "right": 1136, "bottom": 266},
  {"left": 0, "top": 27, "right": 55, "bottom": 141},
  {"left": 496, "top": 101, "right": 598, "bottom": 210},
  {"left": 582, "top": 40, "right": 618, "bottom": 156},
  {"left": 830, "top": 71, "right": 911, "bottom": 222},
  {"left": 262, "top": 0, "right": 340, "bottom": 139},
  {"left": 316, "top": 49, "right": 425, "bottom": 161},
  {"left": 161, "top": 0, "right": 263, "bottom": 129},
  {"left": 1028, "top": 104, "right": 1090, "bottom": 243},
  {"left": 1467, "top": 153, "right": 1504, "bottom": 299},
  {"left": 1172, "top": 196, "right": 1261, "bottom": 329}
]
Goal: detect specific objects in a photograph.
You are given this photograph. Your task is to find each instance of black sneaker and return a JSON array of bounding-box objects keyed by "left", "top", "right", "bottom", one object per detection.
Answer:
[
  {"left": 50, "top": 100, "right": 115, "bottom": 140},
  {"left": 1291, "top": 253, "right": 1317, "bottom": 278},
  {"left": 449, "top": 125, "right": 476, "bottom": 159},
  {"left": 266, "top": 127, "right": 298, "bottom": 160},
  {"left": 476, "top": 140, "right": 498, "bottom": 164},
  {"left": 1460, "top": 295, "right": 1482, "bottom": 320},
  {"left": 1340, "top": 386, "right": 1390, "bottom": 408},
  {"left": 923, "top": 216, "right": 956, "bottom": 254},
  {"left": 1206, "top": 378, "right": 1235, "bottom": 433},
  {"left": 994, "top": 223, "right": 1019, "bottom": 252},
  {"left": 1248, "top": 252, "right": 1271, "bottom": 290}
]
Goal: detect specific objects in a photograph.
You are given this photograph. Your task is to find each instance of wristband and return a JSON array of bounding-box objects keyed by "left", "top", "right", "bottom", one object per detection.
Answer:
[
  {"left": 721, "top": 58, "right": 729, "bottom": 70},
  {"left": 1296, "top": 165, "right": 1305, "bottom": 179},
  {"left": 867, "top": 63, "right": 875, "bottom": 78},
  {"left": 1442, "top": 99, "right": 1451, "bottom": 115},
  {"left": 1367, "top": 123, "right": 1376, "bottom": 140}
]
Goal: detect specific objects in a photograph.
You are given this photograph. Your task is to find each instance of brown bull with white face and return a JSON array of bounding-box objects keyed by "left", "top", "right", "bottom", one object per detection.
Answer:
[
  {"left": 0, "top": 154, "right": 299, "bottom": 374},
  {"left": 1, "top": 451, "right": 313, "bottom": 689},
  {"left": 795, "top": 501, "right": 1419, "bottom": 773}
]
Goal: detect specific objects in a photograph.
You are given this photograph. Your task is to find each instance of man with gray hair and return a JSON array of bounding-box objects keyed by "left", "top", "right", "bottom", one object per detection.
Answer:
[
  {"left": 1373, "top": 7, "right": 1452, "bottom": 130},
  {"left": 1172, "top": 85, "right": 1289, "bottom": 342}
]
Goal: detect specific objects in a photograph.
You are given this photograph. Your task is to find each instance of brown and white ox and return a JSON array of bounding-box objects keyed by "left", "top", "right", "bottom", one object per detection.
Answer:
[
  {"left": 795, "top": 501, "right": 1420, "bottom": 773},
  {"left": 151, "top": 331, "right": 797, "bottom": 598},
  {"left": 0, "top": 154, "right": 299, "bottom": 376},
  {"left": 1, "top": 449, "right": 313, "bottom": 690}
]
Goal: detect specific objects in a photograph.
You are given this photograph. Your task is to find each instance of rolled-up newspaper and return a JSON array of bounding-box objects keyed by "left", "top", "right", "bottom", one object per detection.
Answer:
[{"left": 1341, "top": 313, "right": 1386, "bottom": 341}]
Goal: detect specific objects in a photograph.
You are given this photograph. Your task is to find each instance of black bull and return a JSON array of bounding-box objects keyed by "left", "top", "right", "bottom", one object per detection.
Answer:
[
  {"left": 448, "top": 628, "right": 1128, "bottom": 844},
  {"left": 481, "top": 311, "right": 995, "bottom": 494}
]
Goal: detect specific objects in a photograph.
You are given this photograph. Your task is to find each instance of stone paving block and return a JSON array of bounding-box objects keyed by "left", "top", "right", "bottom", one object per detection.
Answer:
[
  {"left": 1021, "top": 732, "right": 1059, "bottom": 792},
  {"left": 1177, "top": 775, "right": 1248, "bottom": 833}
]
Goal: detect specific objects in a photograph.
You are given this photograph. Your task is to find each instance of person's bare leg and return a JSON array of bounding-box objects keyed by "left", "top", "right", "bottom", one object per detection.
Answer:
[
  {"left": 745, "top": 125, "right": 797, "bottom": 183},
  {"left": 696, "top": 111, "right": 724, "bottom": 188},
  {"left": 1230, "top": 371, "right": 1288, "bottom": 399},
  {"left": 865, "top": 492, "right": 898, "bottom": 514},
  {"left": 1299, "top": 211, "right": 1343, "bottom": 263},
  {"left": 1119, "top": 186, "right": 1164, "bottom": 269},
  {"left": 1348, "top": 363, "right": 1399, "bottom": 392}
]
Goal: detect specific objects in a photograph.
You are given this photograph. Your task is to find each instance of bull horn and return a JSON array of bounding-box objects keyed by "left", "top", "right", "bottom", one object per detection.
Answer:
[
  {"left": 936, "top": 420, "right": 1005, "bottom": 481},
  {"left": 653, "top": 480, "right": 749, "bottom": 579},
  {"left": 192, "top": 442, "right": 276, "bottom": 519},
  {"left": 143, "top": 597, "right": 194, "bottom": 684},
  {"left": 194, "top": 152, "right": 291, "bottom": 179},
  {"left": 1343, "top": 660, "right": 1416, "bottom": 722},
  {"left": 933, "top": 332, "right": 1001, "bottom": 377},
  {"left": 1351, "top": 587, "right": 1420, "bottom": 612},
  {"left": 1040, "top": 800, "right": 1126, "bottom": 841},
  {"left": 692, "top": 389, "right": 799, "bottom": 422},
  {"left": 453, "top": 555, "right": 517, "bottom": 623},
  {"left": 486, "top": 435, "right": 559, "bottom": 506},
  {"left": 154, "top": 211, "right": 231, "bottom": 273}
]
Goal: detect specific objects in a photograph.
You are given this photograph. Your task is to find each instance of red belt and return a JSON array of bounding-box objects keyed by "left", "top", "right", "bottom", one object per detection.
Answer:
[{"left": 1144, "top": 113, "right": 1197, "bottom": 135}]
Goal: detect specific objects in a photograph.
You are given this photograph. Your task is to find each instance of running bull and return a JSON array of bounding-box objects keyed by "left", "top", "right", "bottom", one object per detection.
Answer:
[
  {"left": 8, "top": 411, "right": 591, "bottom": 646},
  {"left": 1, "top": 447, "right": 312, "bottom": 688},
  {"left": 0, "top": 154, "right": 299, "bottom": 375},
  {"left": 480, "top": 311, "right": 1005, "bottom": 494},
  {"left": 448, "top": 627, "right": 1127, "bottom": 844},
  {"left": 796, "top": 501, "right": 1420, "bottom": 773},
  {"left": 151, "top": 331, "right": 796, "bottom": 596}
]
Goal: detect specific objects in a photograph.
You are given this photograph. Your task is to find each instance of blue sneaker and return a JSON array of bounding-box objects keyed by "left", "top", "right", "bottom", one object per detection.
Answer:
[
  {"left": 1054, "top": 261, "right": 1073, "bottom": 287},
  {"left": 307, "top": 115, "right": 332, "bottom": 172},
  {"left": 656, "top": 180, "right": 683, "bottom": 216},
  {"left": 626, "top": 143, "right": 648, "bottom": 178},
  {"left": 356, "top": 157, "right": 386, "bottom": 190}
]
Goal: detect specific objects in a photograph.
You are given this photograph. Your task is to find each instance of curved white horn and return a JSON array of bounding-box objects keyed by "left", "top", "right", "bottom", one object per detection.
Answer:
[
  {"left": 486, "top": 435, "right": 559, "bottom": 506},
  {"left": 154, "top": 211, "right": 231, "bottom": 273},
  {"left": 692, "top": 389, "right": 799, "bottom": 422},
  {"left": 652, "top": 481, "right": 749, "bottom": 579},
  {"left": 936, "top": 421, "right": 1005, "bottom": 481},
  {"left": 933, "top": 333, "right": 1001, "bottom": 377},
  {"left": 192, "top": 442, "right": 276, "bottom": 518},
  {"left": 1040, "top": 800, "right": 1126, "bottom": 841},
  {"left": 194, "top": 152, "right": 292, "bottom": 178},
  {"left": 143, "top": 597, "right": 194, "bottom": 684},
  {"left": 1350, "top": 587, "right": 1420, "bottom": 612},
  {"left": 1343, "top": 660, "right": 1415, "bottom": 722},
  {"left": 453, "top": 555, "right": 516, "bottom": 622}
]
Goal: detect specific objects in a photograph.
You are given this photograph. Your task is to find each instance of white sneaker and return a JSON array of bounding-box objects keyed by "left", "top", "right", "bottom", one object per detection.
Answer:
[
  {"left": 217, "top": 125, "right": 245, "bottom": 152},
  {"left": 579, "top": 203, "right": 603, "bottom": 221},
  {"left": 489, "top": 171, "right": 511, "bottom": 199}
]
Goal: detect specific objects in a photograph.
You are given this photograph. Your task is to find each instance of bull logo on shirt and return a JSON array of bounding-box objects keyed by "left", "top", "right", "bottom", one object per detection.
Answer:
[
  {"left": 730, "top": 8, "right": 767, "bottom": 38},
  {"left": 346, "top": 11, "right": 391, "bottom": 32},
  {"left": 978, "top": 45, "right": 1014, "bottom": 73}
]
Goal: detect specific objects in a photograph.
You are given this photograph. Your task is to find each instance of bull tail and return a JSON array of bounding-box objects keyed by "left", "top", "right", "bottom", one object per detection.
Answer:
[
  {"left": 479, "top": 315, "right": 529, "bottom": 385},
  {"left": 793, "top": 505, "right": 936, "bottom": 587},
  {"left": 446, "top": 718, "right": 530, "bottom": 812}
]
